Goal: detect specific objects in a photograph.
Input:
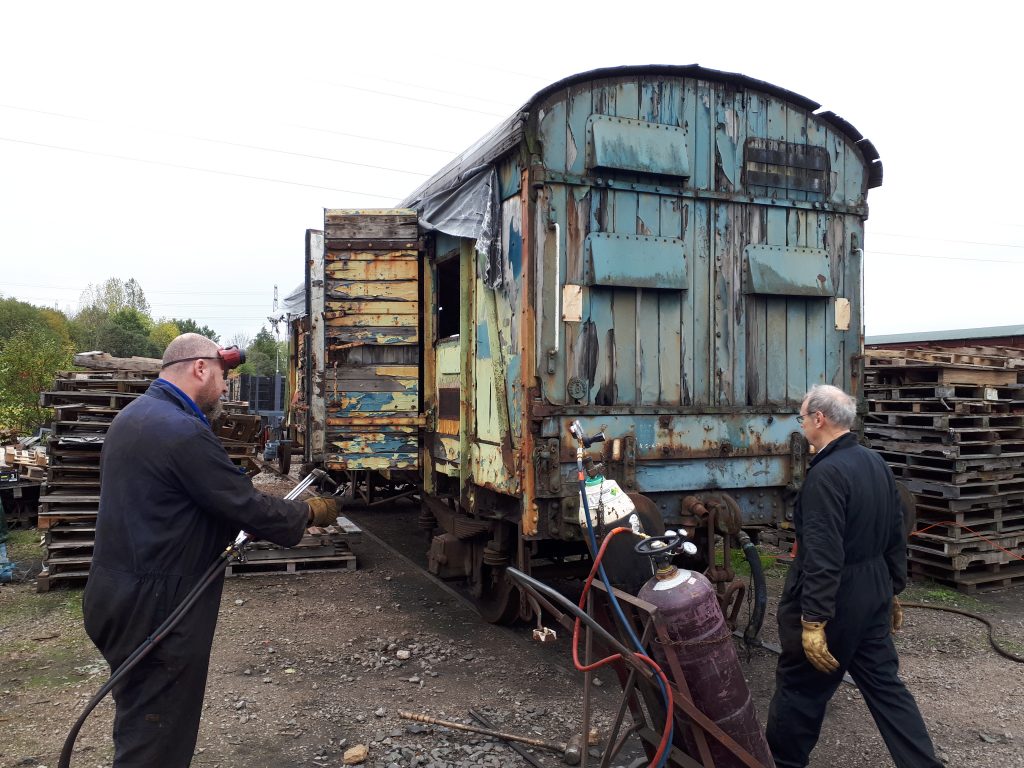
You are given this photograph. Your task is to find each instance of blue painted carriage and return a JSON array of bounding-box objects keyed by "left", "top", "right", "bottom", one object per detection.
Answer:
[{"left": 288, "top": 65, "right": 881, "bottom": 620}]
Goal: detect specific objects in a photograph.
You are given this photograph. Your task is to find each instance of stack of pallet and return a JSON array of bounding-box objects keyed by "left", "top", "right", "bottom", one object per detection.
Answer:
[
  {"left": 37, "top": 367, "right": 157, "bottom": 591},
  {"left": 864, "top": 346, "right": 1024, "bottom": 593},
  {"left": 211, "top": 405, "right": 263, "bottom": 476}
]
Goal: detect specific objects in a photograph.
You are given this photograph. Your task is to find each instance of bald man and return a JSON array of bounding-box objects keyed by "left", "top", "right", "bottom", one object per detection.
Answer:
[{"left": 83, "top": 334, "right": 339, "bottom": 767}]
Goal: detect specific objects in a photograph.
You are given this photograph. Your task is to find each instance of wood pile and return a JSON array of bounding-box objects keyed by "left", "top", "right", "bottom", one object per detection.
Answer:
[
  {"left": 211, "top": 405, "right": 263, "bottom": 476},
  {"left": 864, "top": 346, "right": 1024, "bottom": 593},
  {"left": 35, "top": 354, "right": 264, "bottom": 591},
  {"left": 36, "top": 368, "right": 156, "bottom": 591},
  {"left": 3, "top": 446, "right": 48, "bottom": 481}
]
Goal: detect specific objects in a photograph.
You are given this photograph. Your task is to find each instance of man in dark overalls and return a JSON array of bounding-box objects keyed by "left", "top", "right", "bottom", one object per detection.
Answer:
[
  {"left": 765, "top": 384, "right": 941, "bottom": 768},
  {"left": 83, "top": 334, "right": 340, "bottom": 767}
]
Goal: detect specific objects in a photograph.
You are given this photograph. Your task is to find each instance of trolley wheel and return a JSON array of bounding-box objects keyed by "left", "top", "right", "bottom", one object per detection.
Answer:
[
  {"left": 278, "top": 444, "right": 292, "bottom": 475},
  {"left": 476, "top": 567, "right": 520, "bottom": 625}
]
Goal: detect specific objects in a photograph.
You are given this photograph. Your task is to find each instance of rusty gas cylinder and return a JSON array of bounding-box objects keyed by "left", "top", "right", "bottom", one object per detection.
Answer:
[{"left": 638, "top": 565, "right": 775, "bottom": 768}]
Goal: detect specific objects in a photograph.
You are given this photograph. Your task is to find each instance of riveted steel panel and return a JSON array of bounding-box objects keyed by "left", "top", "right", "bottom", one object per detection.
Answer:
[
  {"left": 742, "top": 244, "right": 834, "bottom": 297},
  {"left": 585, "top": 233, "right": 688, "bottom": 289},
  {"left": 587, "top": 114, "right": 690, "bottom": 178}
]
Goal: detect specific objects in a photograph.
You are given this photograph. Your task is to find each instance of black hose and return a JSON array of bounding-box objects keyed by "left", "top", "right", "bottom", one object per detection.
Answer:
[
  {"left": 738, "top": 531, "right": 767, "bottom": 646},
  {"left": 58, "top": 548, "right": 233, "bottom": 768},
  {"left": 901, "top": 601, "right": 1024, "bottom": 664}
]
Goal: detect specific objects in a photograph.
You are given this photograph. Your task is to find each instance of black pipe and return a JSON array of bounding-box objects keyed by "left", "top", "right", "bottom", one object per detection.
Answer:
[
  {"left": 738, "top": 531, "right": 767, "bottom": 647},
  {"left": 58, "top": 548, "right": 233, "bottom": 768}
]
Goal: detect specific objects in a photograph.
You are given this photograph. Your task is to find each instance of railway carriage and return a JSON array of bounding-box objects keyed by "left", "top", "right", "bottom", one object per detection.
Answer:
[{"left": 285, "top": 64, "right": 882, "bottom": 621}]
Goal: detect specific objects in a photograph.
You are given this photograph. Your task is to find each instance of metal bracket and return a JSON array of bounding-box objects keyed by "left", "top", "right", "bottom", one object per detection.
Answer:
[{"left": 533, "top": 438, "right": 562, "bottom": 496}]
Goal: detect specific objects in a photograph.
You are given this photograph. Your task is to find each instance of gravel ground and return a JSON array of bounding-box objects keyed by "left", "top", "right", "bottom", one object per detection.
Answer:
[{"left": 2, "top": 471, "right": 1023, "bottom": 768}]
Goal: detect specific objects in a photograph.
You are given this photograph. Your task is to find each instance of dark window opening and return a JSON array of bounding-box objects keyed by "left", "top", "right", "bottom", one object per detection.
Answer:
[{"left": 437, "top": 257, "right": 461, "bottom": 339}]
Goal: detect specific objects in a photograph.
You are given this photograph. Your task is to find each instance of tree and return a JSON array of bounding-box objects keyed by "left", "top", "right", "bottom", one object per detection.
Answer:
[
  {"left": 95, "top": 308, "right": 157, "bottom": 358},
  {"left": 170, "top": 318, "right": 220, "bottom": 343},
  {"left": 228, "top": 332, "right": 251, "bottom": 350},
  {"left": 149, "top": 321, "right": 181, "bottom": 356},
  {"left": 79, "top": 277, "right": 150, "bottom": 316},
  {"left": 0, "top": 297, "right": 44, "bottom": 341},
  {"left": 0, "top": 326, "right": 73, "bottom": 433},
  {"left": 238, "top": 327, "right": 278, "bottom": 375}
]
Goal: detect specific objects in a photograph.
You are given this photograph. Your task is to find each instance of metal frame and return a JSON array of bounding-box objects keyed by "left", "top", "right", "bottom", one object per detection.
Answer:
[{"left": 521, "top": 579, "right": 770, "bottom": 768}]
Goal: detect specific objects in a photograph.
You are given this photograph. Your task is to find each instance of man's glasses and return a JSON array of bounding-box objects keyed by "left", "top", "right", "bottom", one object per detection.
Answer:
[{"left": 796, "top": 411, "right": 819, "bottom": 424}]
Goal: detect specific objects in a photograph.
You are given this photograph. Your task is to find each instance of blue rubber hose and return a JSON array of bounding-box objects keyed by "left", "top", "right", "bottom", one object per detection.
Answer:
[{"left": 579, "top": 476, "right": 673, "bottom": 768}]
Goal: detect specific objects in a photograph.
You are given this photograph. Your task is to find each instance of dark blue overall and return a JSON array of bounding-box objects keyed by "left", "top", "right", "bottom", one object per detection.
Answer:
[
  {"left": 765, "top": 433, "right": 941, "bottom": 768},
  {"left": 83, "top": 379, "right": 308, "bottom": 767}
]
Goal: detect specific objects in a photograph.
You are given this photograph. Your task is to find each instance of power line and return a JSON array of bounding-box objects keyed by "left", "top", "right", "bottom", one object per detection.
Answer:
[
  {"left": 289, "top": 123, "right": 458, "bottom": 154},
  {"left": 2, "top": 281, "right": 270, "bottom": 295},
  {"left": 869, "top": 249, "right": 1024, "bottom": 265},
  {"left": 0, "top": 136, "right": 403, "bottom": 200},
  {"left": 0, "top": 104, "right": 432, "bottom": 177},
  {"left": 317, "top": 72, "right": 521, "bottom": 109},
  {"left": 322, "top": 81, "right": 508, "bottom": 117},
  {"left": 873, "top": 232, "right": 1024, "bottom": 250}
]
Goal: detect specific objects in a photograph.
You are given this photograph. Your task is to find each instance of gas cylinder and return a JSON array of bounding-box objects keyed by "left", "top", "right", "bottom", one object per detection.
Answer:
[
  {"left": 578, "top": 475, "right": 637, "bottom": 530},
  {"left": 638, "top": 560, "right": 775, "bottom": 768}
]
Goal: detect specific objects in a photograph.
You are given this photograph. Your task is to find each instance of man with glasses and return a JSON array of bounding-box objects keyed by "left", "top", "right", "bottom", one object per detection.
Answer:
[
  {"left": 765, "top": 384, "right": 941, "bottom": 768},
  {"left": 83, "top": 333, "right": 340, "bottom": 767}
]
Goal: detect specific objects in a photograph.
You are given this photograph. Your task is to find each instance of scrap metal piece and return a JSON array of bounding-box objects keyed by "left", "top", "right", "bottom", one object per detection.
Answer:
[{"left": 399, "top": 710, "right": 581, "bottom": 765}]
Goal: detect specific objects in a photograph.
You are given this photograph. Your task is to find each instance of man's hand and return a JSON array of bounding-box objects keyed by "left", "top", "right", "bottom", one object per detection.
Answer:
[
  {"left": 891, "top": 596, "right": 904, "bottom": 632},
  {"left": 801, "top": 618, "right": 840, "bottom": 674},
  {"left": 306, "top": 496, "right": 341, "bottom": 527}
]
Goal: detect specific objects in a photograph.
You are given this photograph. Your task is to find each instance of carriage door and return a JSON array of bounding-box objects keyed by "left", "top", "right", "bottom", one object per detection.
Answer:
[{"left": 319, "top": 209, "right": 423, "bottom": 474}]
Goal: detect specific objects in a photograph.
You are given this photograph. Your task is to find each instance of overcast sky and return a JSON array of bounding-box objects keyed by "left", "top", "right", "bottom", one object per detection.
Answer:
[{"left": 1, "top": 1, "right": 1020, "bottom": 344}]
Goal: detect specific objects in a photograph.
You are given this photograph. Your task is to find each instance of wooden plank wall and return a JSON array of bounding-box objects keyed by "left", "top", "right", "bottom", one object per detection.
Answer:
[
  {"left": 537, "top": 75, "right": 866, "bottom": 408},
  {"left": 322, "top": 211, "right": 421, "bottom": 470}
]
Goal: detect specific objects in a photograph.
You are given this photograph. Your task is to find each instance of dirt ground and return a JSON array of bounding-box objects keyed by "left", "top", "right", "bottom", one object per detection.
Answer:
[{"left": 2, "top": 471, "right": 1023, "bottom": 768}]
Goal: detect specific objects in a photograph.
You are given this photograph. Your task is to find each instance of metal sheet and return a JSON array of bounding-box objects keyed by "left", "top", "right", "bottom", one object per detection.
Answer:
[
  {"left": 585, "top": 233, "right": 687, "bottom": 289},
  {"left": 587, "top": 114, "right": 689, "bottom": 178},
  {"left": 743, "top": 244, "right": 834, "bottom": 297}
]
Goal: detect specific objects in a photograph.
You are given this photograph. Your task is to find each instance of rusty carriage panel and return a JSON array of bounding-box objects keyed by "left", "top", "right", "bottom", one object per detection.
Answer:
[{"left": 322, "top": 210, "right": 423, "bottom": 471}]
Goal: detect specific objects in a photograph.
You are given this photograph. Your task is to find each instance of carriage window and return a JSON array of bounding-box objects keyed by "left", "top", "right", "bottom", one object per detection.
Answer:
[
  {"left": 743, "top": 139, "right": 829, "bottom": 195},
  {"left": 437, "top": 256, "right": 460, "bottom": 339}
]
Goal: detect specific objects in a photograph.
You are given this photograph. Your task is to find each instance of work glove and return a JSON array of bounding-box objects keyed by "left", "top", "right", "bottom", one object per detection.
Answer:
[
  {"left": 306, "top": 496, "right": 341, "bottom": 527},
  {"left": 800, "top": 618, "right": 840, "bottom": 674},
  {"left": 891, "top": 596, "right": 904, "bottom": 633}
]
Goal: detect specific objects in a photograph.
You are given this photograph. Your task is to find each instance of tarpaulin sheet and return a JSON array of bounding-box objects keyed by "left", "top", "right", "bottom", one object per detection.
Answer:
[{"left": 408, "top": 165, "right": 504, "bottom": 289}]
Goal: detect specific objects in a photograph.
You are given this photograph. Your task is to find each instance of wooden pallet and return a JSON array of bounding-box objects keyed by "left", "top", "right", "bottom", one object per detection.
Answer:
[
  {"left": 868, "top": 398, "right": 1020, "bottom": 416},
  {"left": 910, "top": 531, "right": 1024, "bottom": 556},
  {"left": 865, "top": 348, "right": 1022, "bottom": 369},
  {"left": 864, "top": 364, "right": 1018, "bottom": 387},
  {"left": 226, "top": 540, "right": 356, "bottom": 576},
  {"left": 909, "top": 533, "right": 1024, "bottom": 571},
  {"left": 904, "top": 476, "right": 1024, "bottom": 499},
  {"left": 36, "top": 569, "right": 90, "bottom": 592},
  {"left": 910, "top": 558, "right": 1024, "bottom": 593},
  {"left": 864, "top": 383, "right": 1024, "bottom": 401}
]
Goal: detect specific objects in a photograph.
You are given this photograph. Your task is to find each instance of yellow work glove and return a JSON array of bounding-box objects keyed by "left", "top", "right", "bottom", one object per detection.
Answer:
[
  {"left": 891, "top": 596, "right": 904, "bottom": 633},
  {"left": 800, "top": 618, "right": 840, "bottom": 674},
  {"left": 306, "top": 496, "right": 341, "bottom": 527}
]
